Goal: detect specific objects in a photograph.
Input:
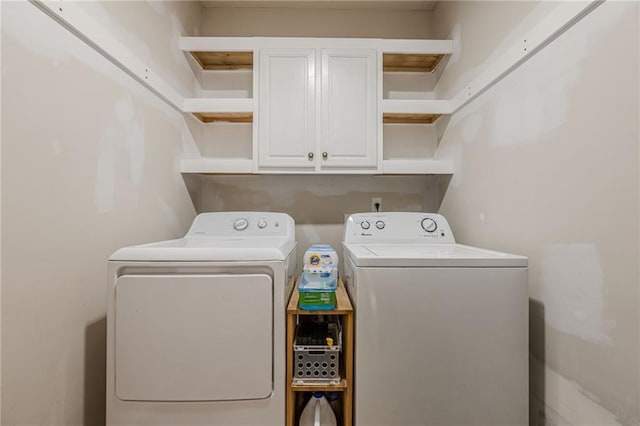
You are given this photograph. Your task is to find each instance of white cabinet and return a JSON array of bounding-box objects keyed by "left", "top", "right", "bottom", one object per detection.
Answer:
[
  {"left": 320, "top": 49, "right": 377, "bottom": 171},
  {"left": 258, "top": 50, "right": 316, "bottom": 170},
  {"left": 178, "top": 37, "right": 454, "bottom": 175},
  {"left": 258, "top": 48, "right": 377, "bottom": 173}
]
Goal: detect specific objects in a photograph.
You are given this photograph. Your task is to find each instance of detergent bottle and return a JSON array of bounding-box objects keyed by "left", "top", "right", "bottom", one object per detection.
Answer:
[{"left": 299, "top": 392, "right": 337, "bottom": 426}]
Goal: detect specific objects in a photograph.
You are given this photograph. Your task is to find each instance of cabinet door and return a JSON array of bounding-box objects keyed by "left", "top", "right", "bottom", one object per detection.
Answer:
[
  {"left": 258, "top": 49, "right": 316, "bottom": 170},
  {"left": 321, "top": 49, "right": 378, "bottom": 170}
]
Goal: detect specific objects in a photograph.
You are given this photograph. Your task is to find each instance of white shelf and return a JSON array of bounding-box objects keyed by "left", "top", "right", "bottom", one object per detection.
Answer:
[
  {"left": 180, "top": 158, "right": 253, "bottom": 174},
  {"left": 382, "top": 99, "right": 452, "bottom": 124},
  {"left": 180, "top": 159, "right": 453, "bottom": 175},
  {"left": 183, "top": 98, "right": 254, "bottom": 113},
  {"left": 182, "top": 98, "right": 254, "bottom": 123},
  {"left": 382, "top": 159, "right": 454, "bottom": 175},
  {"left": 382, "top": 99, "right": 452, "bottom": 115}
]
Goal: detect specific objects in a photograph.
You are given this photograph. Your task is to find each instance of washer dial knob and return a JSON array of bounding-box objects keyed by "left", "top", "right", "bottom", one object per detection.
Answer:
[
  {"left": 233, "top": 218, "right": 249, "bottom": 231},
  {"left": 258, "top": 220, "right": 267, "bottom": 229},
  {"left": 360, "top": 221, "right": 371, "bottom": 230},
  {"left": 375, "top": 220, "right": 385, "bottom": 229},
  {"left": 421, "top": 218, "right": 438, "bottom": 233}
]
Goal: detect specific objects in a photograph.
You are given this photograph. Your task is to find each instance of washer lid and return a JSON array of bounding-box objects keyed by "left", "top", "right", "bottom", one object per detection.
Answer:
[{"left": 343, "top": 243, "right": 527, "bottom": 268}]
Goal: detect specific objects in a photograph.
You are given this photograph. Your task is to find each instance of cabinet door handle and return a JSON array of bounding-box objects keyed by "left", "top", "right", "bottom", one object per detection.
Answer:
[
  {"left": 322, "top": 152, "right": 328, "bottom": 160},
  {"left": 308, "top": 152, "right": 314, "bottom": 160}
]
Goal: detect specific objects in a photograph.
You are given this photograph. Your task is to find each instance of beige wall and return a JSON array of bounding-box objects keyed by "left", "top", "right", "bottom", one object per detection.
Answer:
[
  {"left": 201, "top": 5, "right": 435, "bottom": 38},
  {"left": 74, "top": 1, "right": 203, "bottom": 96},
  {"left": 434, "top": 2, "right": 639, "bottom": 425},
  {"left": 198, "top": 174, "right": 449, "bottom": 264},
  {"left": 433, "top": 0, "right": 550, "bottom": 99},
  {"left": 1, "top": 2, "right": 198, "bottom": 424}
]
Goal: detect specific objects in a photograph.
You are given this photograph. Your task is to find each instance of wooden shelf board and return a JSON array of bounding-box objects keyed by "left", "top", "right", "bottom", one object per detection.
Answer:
[
  {"left": 383, "top": 53, "right": 445, "bottom": 73},
  {"left": 383, "top": 113, "right": 442, "bottom": 124},
  {"left": 191, "top": 51, "right": 253, "bottom": 70},
  {"left": 288, "top": 279, "right": 352, "bottom": 314},
  {"left": 193, "top": 112, "right": 253, "bottom": 123},
  {"left": 290, "top": 379, "right": 348, "bottom": 392}
]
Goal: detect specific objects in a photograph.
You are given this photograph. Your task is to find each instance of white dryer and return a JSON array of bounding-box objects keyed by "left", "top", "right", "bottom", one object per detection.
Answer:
[
  {"left": 342, "top": 212, "right": 528, "bottom": 426},
  {"left": 106, "top": 212, "right": 296, "bottom": 426}
]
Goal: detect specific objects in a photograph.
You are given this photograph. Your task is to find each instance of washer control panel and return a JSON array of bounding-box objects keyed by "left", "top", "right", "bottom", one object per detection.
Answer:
[
  {"left": 187, "top": 212, "right": 295, "bottom": 238},
  {"left": 344, "top": 212, "right": 455, "bottom": 244}
]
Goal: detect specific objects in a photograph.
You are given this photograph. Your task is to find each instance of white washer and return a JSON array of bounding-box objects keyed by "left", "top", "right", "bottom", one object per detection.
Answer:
[
  {"left": 106, "top": 212, "right": 297, "bottom": 426},
  {"left": 342, "top": 212, "right": 528, "bottom": 426}
]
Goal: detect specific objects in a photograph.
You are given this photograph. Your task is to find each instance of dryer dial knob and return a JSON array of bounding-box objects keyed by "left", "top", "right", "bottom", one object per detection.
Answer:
[
  {"left": 361, "top": 221, "right": 371, "bottom": 230},
  {"left": 375, "top": 220, "right": 385, "bottom": 229},
  {"left": 421, "top": 218, "right": 438, "bottom": 233},
  {"left": 258, "top": 220, "right": 267, "bottom": 229},
  {"left": 233, "top": 218, "right": 249, "bottom": 231}
]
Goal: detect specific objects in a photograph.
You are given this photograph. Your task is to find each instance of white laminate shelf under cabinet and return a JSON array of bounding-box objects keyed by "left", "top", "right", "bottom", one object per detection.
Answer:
[
  {"left": 180, "top": 158, "right": 253, "bottom": 174},
  {"left": 182, "top": 98, "right": 254, "bottom": 123}
]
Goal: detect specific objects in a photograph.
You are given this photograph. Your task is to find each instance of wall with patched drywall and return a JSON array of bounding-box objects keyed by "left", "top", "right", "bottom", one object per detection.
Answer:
[
  {"left": 434, "top": 2, "right": 640, "bottom": 424},
  {"left": 74, "top": 1, "right": 202, "bottom": 96},
  {"left": 0, "top": 2, "right": 199, "bottom": 424},
  {"left": 199, "top": 174, "right": 450, "bottom": 255}
]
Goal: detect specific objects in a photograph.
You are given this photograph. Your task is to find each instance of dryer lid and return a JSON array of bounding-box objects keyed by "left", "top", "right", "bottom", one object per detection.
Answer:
[
  {"left": 110, "top": 238, "right": 296, "bottom": 261},
  {"left": 110, "top": 212, "right": 296, "bottom": 262}
]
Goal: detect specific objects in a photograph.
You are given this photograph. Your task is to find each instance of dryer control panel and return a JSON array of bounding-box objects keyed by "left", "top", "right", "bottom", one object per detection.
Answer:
[
  {"left": 344, "top": 212, "right": 456, "bottom": 244},
  {"left": 187, "top": 211, "right": 295, "bottom": 239}
]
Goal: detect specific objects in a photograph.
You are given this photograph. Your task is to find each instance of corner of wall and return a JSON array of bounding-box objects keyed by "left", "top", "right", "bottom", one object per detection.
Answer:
[
  {"left": 637, "top": 1, "right": 640, "bottom": 416},
  {"left": 0, "top": 0, "right": 3, "bottom": 419}
]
